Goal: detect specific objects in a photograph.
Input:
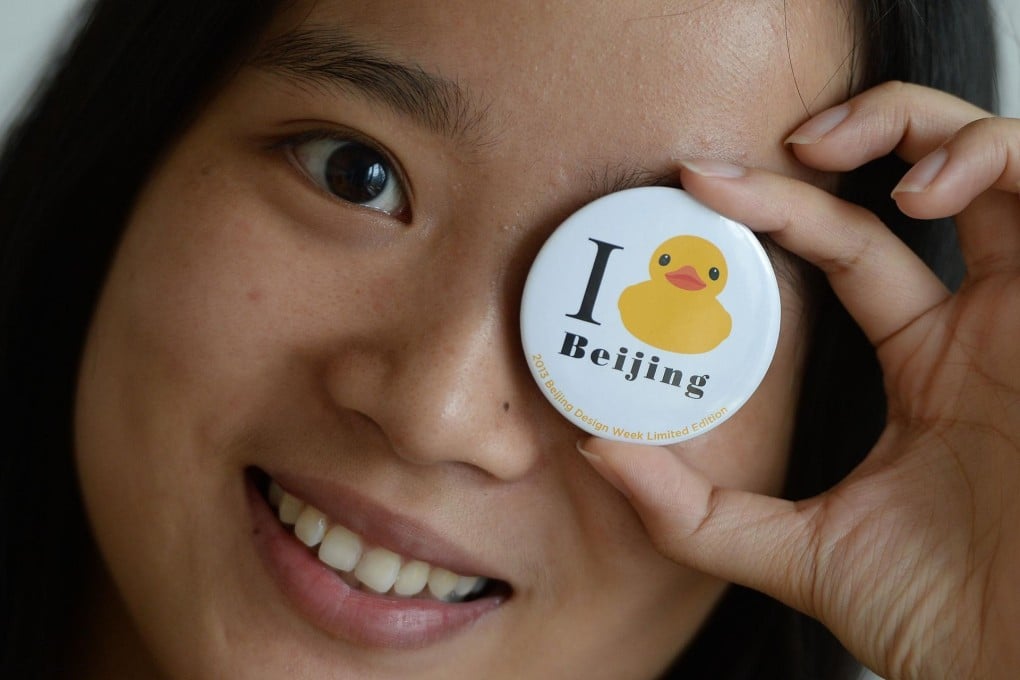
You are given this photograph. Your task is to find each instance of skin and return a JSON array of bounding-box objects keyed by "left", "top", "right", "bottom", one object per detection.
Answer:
[
  {"left": 590, "top": 86, "right": 1020, "bottom": 679},
  {"left": 74, "top": 1, "right": 858, "bottom": 678}
]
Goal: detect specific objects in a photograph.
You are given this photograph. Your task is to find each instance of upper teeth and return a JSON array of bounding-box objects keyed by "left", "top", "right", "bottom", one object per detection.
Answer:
[{"left": 268, "top": 480, "right": 488, "bottom": 602}]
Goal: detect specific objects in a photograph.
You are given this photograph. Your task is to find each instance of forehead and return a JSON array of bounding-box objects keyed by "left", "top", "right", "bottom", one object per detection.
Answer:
[{"left": 259, "top": 0, "right": 855, "bottom": 169}]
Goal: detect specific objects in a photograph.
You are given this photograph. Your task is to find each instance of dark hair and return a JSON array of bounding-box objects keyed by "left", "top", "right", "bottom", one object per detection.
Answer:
[
  {"left": 0, "top": 2, "right": 278, "bottom": 675},
  {"left": 0, "top": 1, "right": 997, "bottom": 678}
]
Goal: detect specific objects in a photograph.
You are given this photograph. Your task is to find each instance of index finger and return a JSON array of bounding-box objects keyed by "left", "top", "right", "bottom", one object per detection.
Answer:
[
  {"left": 678, "top": 161, "right": 949, "bottom": 348},
  {"left": 785, "top": 81, "right": 992, "bottom": 169}
]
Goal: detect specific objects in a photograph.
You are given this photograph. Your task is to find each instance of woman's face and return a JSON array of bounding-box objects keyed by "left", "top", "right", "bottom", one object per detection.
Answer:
[{"left": 75, "top": 1, "right": 852, "bottom": 677}]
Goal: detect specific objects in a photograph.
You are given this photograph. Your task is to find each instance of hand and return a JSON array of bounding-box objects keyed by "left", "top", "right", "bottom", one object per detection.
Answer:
[{"left": 579, "top": 82, "right": 1020, "bottom": 679}]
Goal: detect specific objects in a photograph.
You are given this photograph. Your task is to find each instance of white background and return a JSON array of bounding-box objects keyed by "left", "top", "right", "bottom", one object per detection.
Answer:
[{"left": 1, "top": 2, "right": 1017, "bottom": 680}]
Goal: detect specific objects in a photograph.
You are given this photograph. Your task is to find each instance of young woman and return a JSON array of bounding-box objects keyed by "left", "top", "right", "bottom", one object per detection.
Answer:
[{"left": 0, "top": 1, "right": 1014, "bottom": 678}]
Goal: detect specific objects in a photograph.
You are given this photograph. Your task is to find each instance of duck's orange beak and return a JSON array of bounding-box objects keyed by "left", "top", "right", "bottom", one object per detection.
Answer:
[{"left": 665, "top": 265, "right": 706, "bottom": 290}]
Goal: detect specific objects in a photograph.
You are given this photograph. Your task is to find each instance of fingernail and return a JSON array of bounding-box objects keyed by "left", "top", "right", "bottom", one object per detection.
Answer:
[
  {"left": 680, "top": 159, "right": 746, "bottom": 179},
  {"left": 576, "top": 441, "right": 632, "bottom": 498},
  {"left": 892, "top": 148, "right": 949, "bottom": 195},
  {"left": 784, "top": 104, "right": 851, "bottom": 144}
]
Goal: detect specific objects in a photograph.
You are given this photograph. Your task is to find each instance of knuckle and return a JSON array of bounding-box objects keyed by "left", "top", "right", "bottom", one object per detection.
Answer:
[
  {"left": 871, "top": 80, "right": 920, "bottom": 113},
  {"left": 822, "top": 236, "right": 869, "bottom": 276},
  {"left": 956, "top": 115, "right": 1006, "bottom": 142},
  {"left": 951, "top": 116, "right": 1020, "bottom": 179},
  {"left": 874, "top": 79, "right": 909, "bottom": 98},
  {"left": 818, "top": 209, "right": 881, "bottom": 276}
]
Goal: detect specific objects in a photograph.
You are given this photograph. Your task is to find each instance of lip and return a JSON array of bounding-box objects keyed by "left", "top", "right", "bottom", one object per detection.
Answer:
[
  {"left": 665, "top": 265, "right": 706, "bottom": 290},
  {"left": 247, "top": 475, "right": 506, "bottom": 648}
]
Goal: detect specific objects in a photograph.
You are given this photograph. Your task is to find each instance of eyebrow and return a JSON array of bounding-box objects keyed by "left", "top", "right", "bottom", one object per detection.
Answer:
[
  {"left": 250, "top": 26, "right": 491, "bottom": 145},
  {"left": 250, "top": 26, "right": 677, "bottom": 197}
]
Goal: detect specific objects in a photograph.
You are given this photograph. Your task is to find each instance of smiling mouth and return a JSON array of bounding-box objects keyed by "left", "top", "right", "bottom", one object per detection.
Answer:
[{"left": 253, "top": 470, "right": 510, "bottom": 605}]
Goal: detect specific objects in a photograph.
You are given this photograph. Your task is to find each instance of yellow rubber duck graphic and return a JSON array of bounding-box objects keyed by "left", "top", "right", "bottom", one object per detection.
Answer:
[{"left": 618, "top": 235, "right": 732, "bottom": 353}]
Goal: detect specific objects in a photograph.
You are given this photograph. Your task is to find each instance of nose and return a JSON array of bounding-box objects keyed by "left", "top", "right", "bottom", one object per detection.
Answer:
[{"left": 323, "top": 249, "right": 550, "bottom": 481}]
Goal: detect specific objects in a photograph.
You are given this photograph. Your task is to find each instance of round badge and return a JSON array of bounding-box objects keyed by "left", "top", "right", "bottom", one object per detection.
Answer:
[{"left": 520, "top": 187, "right": 781, "bottom": 444}]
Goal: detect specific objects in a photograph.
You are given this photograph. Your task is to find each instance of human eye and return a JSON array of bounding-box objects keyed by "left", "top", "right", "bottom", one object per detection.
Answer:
[{"left": 284, "top": 131, "right": 410, "bottom": 221}]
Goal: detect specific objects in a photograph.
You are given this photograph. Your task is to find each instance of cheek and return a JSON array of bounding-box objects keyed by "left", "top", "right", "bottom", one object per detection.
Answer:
[
  {"left": 72, "top": 146, "right": 329, "bottom": 518},
  {"left": 72, "top": 158, "right": 265, "bottom": 539},
  {"left": 76, "top": 187, "right": 271, "bottom": 459},
  {"left": 77, "top": 152, "right": 355, "bottom": 438}
]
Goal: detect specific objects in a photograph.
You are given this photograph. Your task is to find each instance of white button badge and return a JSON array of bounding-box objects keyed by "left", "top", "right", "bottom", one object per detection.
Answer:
[{"left": 520, "top": 187, "right": 781, "bottom": 444}]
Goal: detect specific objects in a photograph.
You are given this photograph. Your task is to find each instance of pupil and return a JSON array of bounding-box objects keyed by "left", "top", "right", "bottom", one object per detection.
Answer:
[
  {"left": 709, "top": 267, "right": 720, "bottom": 280},
  {"left": 658, "top": 253, "right": 671, "bottom": 266},
  {"left": 325, "top": 143, "right": 388, "bottom": 202}
]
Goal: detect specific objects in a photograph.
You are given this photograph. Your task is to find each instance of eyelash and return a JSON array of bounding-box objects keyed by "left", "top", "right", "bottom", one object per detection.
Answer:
[{"left": 278, "top": 129, "right": 412, "bottom": 222}]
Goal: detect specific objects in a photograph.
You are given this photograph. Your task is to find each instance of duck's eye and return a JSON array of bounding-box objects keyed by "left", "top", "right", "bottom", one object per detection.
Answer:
[
  {"left": 658, "top": 254, "right": 671, "bottom": 266},
  {"left": 289, "top": 136, "right": 409, "bottom": 219},
  {"left": 709, "top": 267, "right": 720, "bottom": 281}
]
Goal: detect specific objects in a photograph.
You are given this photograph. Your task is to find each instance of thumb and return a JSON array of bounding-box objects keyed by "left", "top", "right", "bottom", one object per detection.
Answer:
[{"left": 579, "top": 437, "right": 824, "bottom": 618}]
